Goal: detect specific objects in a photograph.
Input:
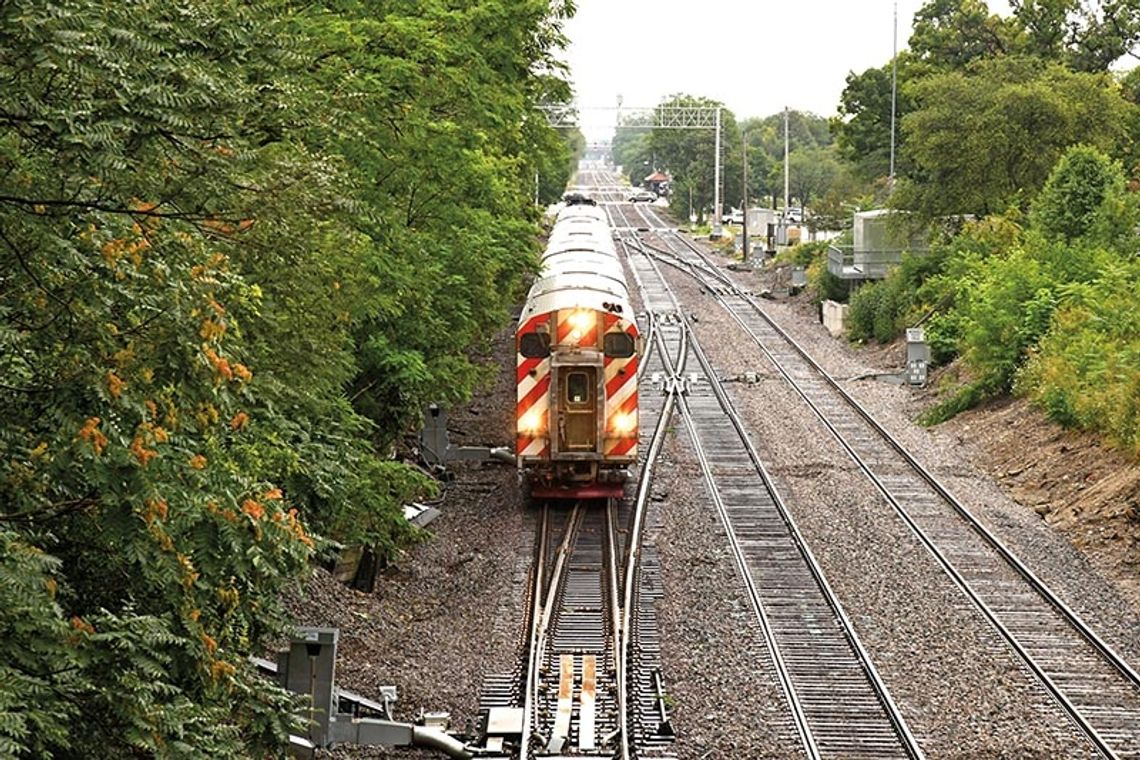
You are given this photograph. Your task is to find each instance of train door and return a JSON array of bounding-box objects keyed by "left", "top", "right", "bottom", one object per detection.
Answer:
[{"left": 558, "top": 366, "right": 597, "bottom": 452}]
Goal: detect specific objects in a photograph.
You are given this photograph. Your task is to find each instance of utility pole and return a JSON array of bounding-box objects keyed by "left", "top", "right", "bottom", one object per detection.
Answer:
[
  {"left": 783, "top": 106, "right": 790, "bottom": 215},
  {"left": 741, "top": 133, "right": 749, "bottom": 262},
  {"left": 889, "top": 1, "right": 898, "bottom": 190},
  {"left": 713, "top": 107, "right": 722, "bottom": 238}
]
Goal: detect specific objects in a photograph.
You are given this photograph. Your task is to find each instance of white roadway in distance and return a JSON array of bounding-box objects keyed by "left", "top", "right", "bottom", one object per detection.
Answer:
[{"left": 560, "top": 0, "right": 1014, "bottom": 141}]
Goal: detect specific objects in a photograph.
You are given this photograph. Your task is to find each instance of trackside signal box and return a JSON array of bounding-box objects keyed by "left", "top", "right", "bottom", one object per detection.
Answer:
[{"left": 906, "top": 328, "right": 930, "bottom": 385}]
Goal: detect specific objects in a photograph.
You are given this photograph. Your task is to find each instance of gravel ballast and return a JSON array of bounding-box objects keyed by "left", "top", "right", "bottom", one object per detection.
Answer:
[{"left": 288, "top": 226, "right": 1139, "bottom": 759}]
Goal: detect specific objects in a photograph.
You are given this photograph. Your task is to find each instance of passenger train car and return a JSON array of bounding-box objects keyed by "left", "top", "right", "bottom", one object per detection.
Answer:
[{"left": 516, "top": 197, "right": 640, "bottom": 499}]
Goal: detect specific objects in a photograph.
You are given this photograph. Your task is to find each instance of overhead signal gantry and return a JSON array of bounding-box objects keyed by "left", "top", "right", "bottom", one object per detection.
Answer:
[{"left": 538, "top": 103, "right": 726, "bottom": 236}]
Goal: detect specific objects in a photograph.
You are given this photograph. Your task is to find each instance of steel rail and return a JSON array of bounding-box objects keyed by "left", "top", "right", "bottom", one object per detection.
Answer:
[
  {"left": 649, "top": 224, "right": 1140, "bottom": 758},
  {"left": 667, "top": 345, "right": 822, "bottom": 760},
  {"left": 522, "top": 503, "right": 582, "bottom": 759},
  {"left": 653, "top": 224, "right": 1140, "bottom": 689},
  {"left": 659, "top": 220, "right": 1140, "bottom": 692},
  {"left": 633, "top": 248, "right": 819, "bottom": 758},
  {"left": 518, "top": 503, "right": 550, "bottom": 758},
  {"left": 605, "top": 498, "right": 628, "bottom": 760},
  {"left": 641, "top": 246, "right": 923, "bottom": 758},
  {"left": 682, "top": 299, "right": 925, "bottom": 759},
  {"left": 615, "top": 233, "right": 683, "bottom": 758}
]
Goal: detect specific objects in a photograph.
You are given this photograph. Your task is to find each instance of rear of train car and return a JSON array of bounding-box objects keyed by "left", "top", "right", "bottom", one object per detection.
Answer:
[{"left": 516, "top": 202, "right": 640, "bottom": 499}]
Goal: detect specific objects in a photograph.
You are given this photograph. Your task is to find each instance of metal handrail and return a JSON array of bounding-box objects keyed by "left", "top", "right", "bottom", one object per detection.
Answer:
[{"left": 826, "top": 244, "right": 930, "bottom": 279}]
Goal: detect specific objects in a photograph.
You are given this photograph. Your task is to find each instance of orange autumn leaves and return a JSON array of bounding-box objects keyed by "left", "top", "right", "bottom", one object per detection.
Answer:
[
  {"left": 78, "top": 400, "right": 248, "bottom": 468},
  {"left": 193, "top": 290, "right": 253, "bottom": 386},
  {"left": 202, "top": 346, "right": 252, "bottom": 384},
  {"left": 130, "top": 420, "right": 169, "bottom": 467},
  {"left": 77, "top": 417, "right": 109, "bottom": 456},
  {"left": 86, "top": 258, "right": 254, "bottom": 470}
]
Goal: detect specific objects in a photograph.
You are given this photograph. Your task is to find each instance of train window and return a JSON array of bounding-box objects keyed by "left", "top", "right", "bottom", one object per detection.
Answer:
[
  {"left": 519, "top": 332, "right": 550, "bottom": 358},
  {"left": 567, "top": 372, "right": 590, "bottom": 404},
  {"left": 604, "top": 332, "right": 635, "bottom": 358}
]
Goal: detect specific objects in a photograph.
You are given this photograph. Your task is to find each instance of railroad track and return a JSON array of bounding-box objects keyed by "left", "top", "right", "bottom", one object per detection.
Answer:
[
  {"left": 523, "top": 501, "right": 621, "bottom": 755},
  {"left": 615, "top": 232, "right": 685, "bottom": 760},
  {"left": 479, "top": 451, "right": 676, "bottom": 760},
  {"left": 475, "top": 214, "right": 679, "bottom": 760},
  {"left": 626, "top": 237, "right": 925, "bottom": 759},
  {"left": 639, "top": 217, "right": 1140, "bottom": 758}
]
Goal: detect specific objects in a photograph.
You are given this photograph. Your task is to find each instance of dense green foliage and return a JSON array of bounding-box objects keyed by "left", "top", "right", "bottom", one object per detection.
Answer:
[
  {"left": 895, "top": 57, "right": 1134, "bottom": 219},
  {"left": 612, "top": 94, "right": 741, "bottom": 219},
  {"left": 1018, "top": 260, "right": 1140, "bottom": 454},
  {"left": 1029, "top": 145, "right": 1131, "bottom": 242},
  {"left": 834, "top": 0, "right": 1140, "bottom": 198},
  {"left": 833, "top": 59, "right": 918, "bottom": 181},
  {"left": 0, "top": 0, "right": 574, "bottom": 755},
  {"left": 908, "top": 148, "right": 1140, "bottom": 452},
  {"left": 821, "top": 1, "right": 1140, "bottom": 455}
]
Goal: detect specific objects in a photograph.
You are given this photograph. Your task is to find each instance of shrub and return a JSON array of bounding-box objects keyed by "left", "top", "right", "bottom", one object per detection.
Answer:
[
  {"left": 1029, "top": 145, "right": 1127, "bottom": 243},
  {"left": 807, "top": 258, "right": 849, "bottom": 305},
  {"left": 923, "top": 310, "right": 965, "bottom": 366},
  {"left": 848, "top": 281, "right": 886, "bottom": 342},
  {"left": 1017, "top": 262, "right": 1140, "bottom": 455},
  {"left": 778, "top": 240, "right": 830, "bottom": 268}
]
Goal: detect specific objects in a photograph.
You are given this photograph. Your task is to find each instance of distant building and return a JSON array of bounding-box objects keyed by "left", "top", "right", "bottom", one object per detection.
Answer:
[{"left": 643, "top": 170, "right": 670, "bottom": 197}]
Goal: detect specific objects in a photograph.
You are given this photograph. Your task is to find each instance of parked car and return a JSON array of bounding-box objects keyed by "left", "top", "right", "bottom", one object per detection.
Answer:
[
  {"left": 721, "top": 208, "right": 744, "bottom": 225},
  {"left": 627, "top": 188, "right": 656, "bottom": 203},
  {"left": 783, "top": 207, "right": 804, "bottom": 223}
]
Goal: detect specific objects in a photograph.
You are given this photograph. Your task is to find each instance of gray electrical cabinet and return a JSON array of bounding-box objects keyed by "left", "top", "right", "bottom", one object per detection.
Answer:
[
  {"left": 906, "top": 328, "right": 930, "bottom": 385},
  {"left": 277, "top": 628, "right": 339, "bottom": 746}
]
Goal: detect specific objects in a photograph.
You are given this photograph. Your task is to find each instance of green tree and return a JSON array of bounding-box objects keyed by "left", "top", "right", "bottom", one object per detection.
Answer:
[
  {"left": 787, "top": 146, "right": 843, "bottom": 211},
  {"left": 895, "top": 57, "right": 1134, "bottom": 220},
  {"left": 0, "top": 1, "right": 333, "bottom": 753},
  {"left": 745, "top": 140, "right": 777, "bottom": 207},
  {"left": 283, "top": 0, "right": 570, "bottom": 444},
  {"left": 1011, "top": 0, "right": 1140, "bottom": 71},
  {"left": 612, "top": 113, "right": 652, "bottom": 185},
  {"left": 910, "top": 0, "right": 1017, "bottom": 66},
  {"left": 1, "top": 0, "right": 576, "bottom": 755},
  {"left": 1029, "top": 144, "right": 1132, "bottom": 243},
  {"left": 748, "top": 110, "right": 833, "bottom": 157},
  {"left": 833, "top": 59, "right": 918, "bottom": 180},
  {"left": 742, "top": 112, "right": 833, "bottom": 206},
  {"left": 636, "top": 94, "right": 737, "bottom": 219}
]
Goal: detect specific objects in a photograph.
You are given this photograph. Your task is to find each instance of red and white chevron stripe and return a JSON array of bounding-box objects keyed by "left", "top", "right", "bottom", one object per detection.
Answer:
[
  {"left": 517, "top": 314, "right": 551, "bottom": 458},
  {"left": 603, "top": 314, "right": 638, "bottom": 459}
]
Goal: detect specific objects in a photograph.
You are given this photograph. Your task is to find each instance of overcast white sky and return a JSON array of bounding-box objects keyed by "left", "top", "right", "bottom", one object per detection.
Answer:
[{"left": 561, "top": 0, "right": 1011, "bottom": 140}]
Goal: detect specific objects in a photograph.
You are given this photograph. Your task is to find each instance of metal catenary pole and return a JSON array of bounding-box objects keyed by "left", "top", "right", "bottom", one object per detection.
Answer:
[
  {"left": 889, "top": 1, "right": 898, "bottom": 189},
  {"left": 538, "top": 102, "right": 723, "bottom": 228},
  {"left": 783, "top": 106, "right": 790, "bottom": 214},
  {"left": 713, "top": 106, "right": 722, "bottom": 237},
  {"left": 741, "top": 131, "right": 749, "bottom": 261}
]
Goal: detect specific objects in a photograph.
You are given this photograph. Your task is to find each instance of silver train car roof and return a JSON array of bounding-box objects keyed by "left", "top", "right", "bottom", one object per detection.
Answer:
[{"left": 519, "top": 204, "right": 635, "bottom": 328}]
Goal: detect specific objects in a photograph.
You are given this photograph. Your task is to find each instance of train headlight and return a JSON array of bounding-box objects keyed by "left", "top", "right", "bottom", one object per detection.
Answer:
[
  {"left": 609, "top": 411, "right": 636, "bottom": 436},
  {"left": 568, "top": 309, "right": 594, "bottom": 334},
  {"left": 519, "top": 409, "right": 546, "bottom": 435}
]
